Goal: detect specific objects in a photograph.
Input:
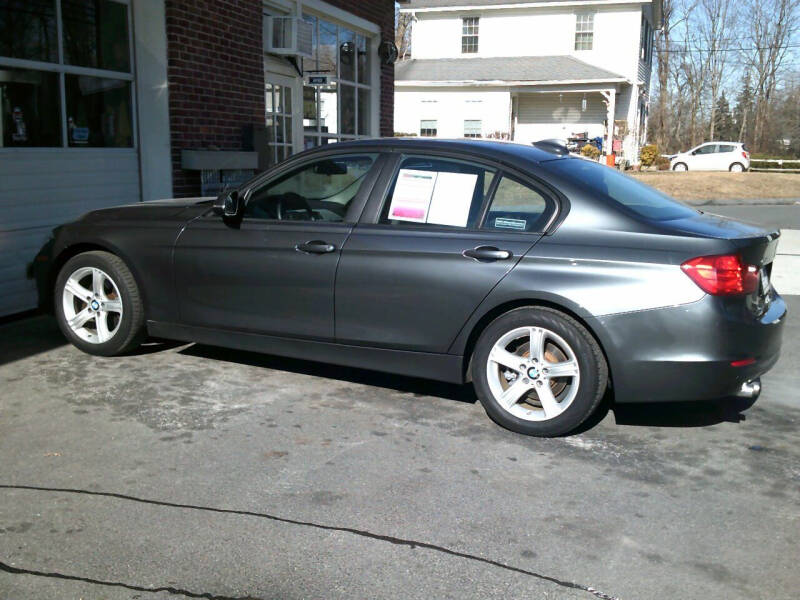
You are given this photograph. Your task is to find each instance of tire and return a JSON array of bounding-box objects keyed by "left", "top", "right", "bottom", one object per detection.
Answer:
[
  {"left": 673, "top": 162, "right": 688, "bottom": 171},
  {"left": 471, "top": 307, "right": 608, "bottom": 437},
  {"left": 729, "top": 162, "right": 745, "bottom": 172},
  {"left": 55, "top": 251, "right": 145, "bottom": 356}
]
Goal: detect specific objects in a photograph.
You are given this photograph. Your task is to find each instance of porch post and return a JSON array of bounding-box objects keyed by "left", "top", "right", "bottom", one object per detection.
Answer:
[{"left": 601, "top": 89, "right": 616, "bottom": 158}]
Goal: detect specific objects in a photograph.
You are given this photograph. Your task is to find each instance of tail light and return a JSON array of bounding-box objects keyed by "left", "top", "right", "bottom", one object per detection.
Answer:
[
  {"left": 681, "top": 254, "right": 758, "bottom": 295},
  {"left": 742, "top": 151, "right": 749, "bottom": 159}
]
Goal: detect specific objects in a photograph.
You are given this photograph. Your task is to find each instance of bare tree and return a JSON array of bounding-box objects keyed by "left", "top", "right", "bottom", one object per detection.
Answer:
[
  {"left": 740, "top": 0, "right": 800, "bottom": 150},
  {"left": 395, "top": 10, "right": 413, "bottom": 60},
  {"left": 698, "top": 0, "right": 735, "bottom": 139}
]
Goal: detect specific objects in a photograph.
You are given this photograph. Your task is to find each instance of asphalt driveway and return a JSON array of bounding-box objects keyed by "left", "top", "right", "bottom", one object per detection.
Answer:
[{"left": 0, "top": 293, "right": 798, "bottom": 599}]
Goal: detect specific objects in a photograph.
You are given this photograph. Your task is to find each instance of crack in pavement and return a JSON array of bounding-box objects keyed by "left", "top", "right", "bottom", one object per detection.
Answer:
[
  {"left": 0, "top": 484, "right": 619, "bottom": 600},
  {"left": 0, "top": 560, "right": 260, "bottom": 600}
]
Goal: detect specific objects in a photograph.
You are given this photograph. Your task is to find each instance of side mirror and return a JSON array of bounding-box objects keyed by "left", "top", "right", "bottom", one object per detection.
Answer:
[
  {"left": 213, "top": 190, "right": 241, "bottom": 218},
  {"left": 691, "top": 150, "right": 698, "bottom": 155}
]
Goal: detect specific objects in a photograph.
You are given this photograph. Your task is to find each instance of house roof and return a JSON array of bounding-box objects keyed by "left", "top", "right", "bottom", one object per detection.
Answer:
[{"left": 395, "top": 55, "right": 626, "bottom": 84}]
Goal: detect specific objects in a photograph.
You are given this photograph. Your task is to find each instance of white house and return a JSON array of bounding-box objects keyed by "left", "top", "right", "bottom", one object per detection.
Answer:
[{"left": 395, "top": 0, "right": 662, "bottom": 164}]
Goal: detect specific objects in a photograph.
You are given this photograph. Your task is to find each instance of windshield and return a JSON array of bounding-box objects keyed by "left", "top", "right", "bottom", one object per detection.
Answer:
[{"left": 543, "top": 158, "right": 699, "bottom": 221}]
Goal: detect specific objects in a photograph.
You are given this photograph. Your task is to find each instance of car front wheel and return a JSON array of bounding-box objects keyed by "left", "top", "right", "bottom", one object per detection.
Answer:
[
  {"left": 673, "top": 162, "right": 688, "bottom": 171},
  {"left": 472, "top": 307, "right": 608, "bottom": 437},
  {"left": 55, "top": 251, "right": 145, "bottom": 356}
]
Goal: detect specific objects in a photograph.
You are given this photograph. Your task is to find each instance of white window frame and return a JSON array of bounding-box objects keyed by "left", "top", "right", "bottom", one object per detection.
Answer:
[
  {"left": 420, "top": 120, "right": 437, "bottom": 137},
  {"left": 300, "top": 9, "right": 378, "bottom": 149},
  {"left": 462, "top": 16, "right": 479, "bottom": 54},
  {"left": 0, "top": 0, "right": 137, "bottom": 152},
  {"left": 464, "top": 119, "right": 482, "bottom": 138},
  {"left": 574, "top": 12, "right": 594, "bottom": 52}
]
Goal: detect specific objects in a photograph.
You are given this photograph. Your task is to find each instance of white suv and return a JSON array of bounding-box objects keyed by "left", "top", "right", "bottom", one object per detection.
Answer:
[{"left": 670, "top": 142, "right": 750, "bottom": 172}]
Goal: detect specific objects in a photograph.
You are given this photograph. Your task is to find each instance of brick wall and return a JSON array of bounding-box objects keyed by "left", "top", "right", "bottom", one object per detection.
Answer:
[
  {"left": 165, "top": 0, "right": 266, "bottom": 197},
  {"left": 164, "top": 0, "right": 395, "bottom": 197}
]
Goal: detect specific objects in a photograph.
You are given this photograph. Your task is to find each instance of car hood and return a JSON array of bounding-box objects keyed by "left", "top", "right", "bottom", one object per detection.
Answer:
[{"left": 80, "top": 197, "right": 214, "bottom": 222}]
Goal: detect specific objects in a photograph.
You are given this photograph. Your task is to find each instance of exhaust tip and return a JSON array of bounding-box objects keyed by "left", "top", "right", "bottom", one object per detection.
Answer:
[{"left": 737, "top": 378, "right": 761, "bottom": 399}]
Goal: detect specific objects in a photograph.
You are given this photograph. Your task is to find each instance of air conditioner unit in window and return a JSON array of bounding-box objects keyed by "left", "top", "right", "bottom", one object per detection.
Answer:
[{"left": 264, "top": 16, "right": 313, "bottom": 58}]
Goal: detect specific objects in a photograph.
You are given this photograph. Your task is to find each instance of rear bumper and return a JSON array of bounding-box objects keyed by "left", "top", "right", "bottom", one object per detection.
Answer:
[{"left": 592, "top": 293, "right": 787, "bottom": 403}]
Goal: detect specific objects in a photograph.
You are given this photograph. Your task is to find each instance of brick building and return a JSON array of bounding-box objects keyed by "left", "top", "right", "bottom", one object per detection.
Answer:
[{"left": 0, "top": 0, "right": 396, "bottom": 316}]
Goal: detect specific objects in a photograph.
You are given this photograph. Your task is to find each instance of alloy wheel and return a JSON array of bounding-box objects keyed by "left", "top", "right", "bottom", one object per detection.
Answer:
[
  {"left": 62, "top": 267, "right": 123, "bottom": 344},
  {"left": 486, "top": 326, "right": 580, "bottom": 422}
]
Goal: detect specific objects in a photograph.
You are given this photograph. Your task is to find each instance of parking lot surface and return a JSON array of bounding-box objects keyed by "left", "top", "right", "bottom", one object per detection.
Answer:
[{"left": 1, "top": 204, "right": 798, "bottom": 600}]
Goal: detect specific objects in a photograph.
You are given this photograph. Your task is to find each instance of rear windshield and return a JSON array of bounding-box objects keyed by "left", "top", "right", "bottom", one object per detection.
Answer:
[{"left": 543, "top": 158, "right": 698, "bottom": 221}]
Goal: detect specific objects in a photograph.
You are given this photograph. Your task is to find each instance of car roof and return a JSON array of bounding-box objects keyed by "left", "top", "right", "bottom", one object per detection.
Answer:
[{"left": 302, "top": 137, "right": 561, "bottom": 166}]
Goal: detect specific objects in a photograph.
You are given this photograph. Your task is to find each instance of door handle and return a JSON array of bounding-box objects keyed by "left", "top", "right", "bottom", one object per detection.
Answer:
[
  {"left": 295, "top": 240, "right": 336, "bottom": 254},
  {"left": 462, "top": 246, "right": 512, "bottom": 261}
]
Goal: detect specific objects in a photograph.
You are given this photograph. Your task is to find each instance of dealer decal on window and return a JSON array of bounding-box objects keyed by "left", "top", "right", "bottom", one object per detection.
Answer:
[{"left": 493, "top": 217, "right": 527, "bottom": 230}]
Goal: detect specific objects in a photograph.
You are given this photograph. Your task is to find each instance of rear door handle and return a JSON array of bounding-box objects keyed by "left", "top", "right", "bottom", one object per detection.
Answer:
[
  {"left": 295, "top": 240, "right": 336, "bottom": 254},
  {"left": 462, "top": 246, "right": 512, "bottom": 261}
]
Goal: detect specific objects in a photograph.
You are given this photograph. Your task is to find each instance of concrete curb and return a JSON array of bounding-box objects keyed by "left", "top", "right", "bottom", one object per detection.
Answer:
[{"left": 684, "top": 197, "right": 800, "bottom": 206}]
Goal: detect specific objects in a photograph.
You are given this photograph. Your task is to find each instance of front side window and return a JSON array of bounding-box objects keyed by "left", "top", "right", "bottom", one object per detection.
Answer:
[
  {"left": 483, "top": 176, "right": 548, "bottom": 232},
  {"left": 420, "top": 119, "right": 437, "bottom": 137},
  {"left": 574, "top": 13, "right": 594, "bottom": 51},
  {"left": 464, "top": 119, "right": 482, "bottom": 138},
  {"left": 694, "top": 144, "right": 718, "bottom": 155},
  {"left": 380, "top": 156, "right": 496, "bottom": 229},
  {"left": 244, "top": 154, "right": 377, "bottom": 222},
  {"left": 462, "top": 17, "right": 479, "bottom": 53},
  {"left": 0, "top": 0, "right": 133, "bottom": 149}
]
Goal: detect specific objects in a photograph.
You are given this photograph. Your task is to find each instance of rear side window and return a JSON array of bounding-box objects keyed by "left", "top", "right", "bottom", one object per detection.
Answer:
[
  {"left": 543, "top": 158, "right": 698, "bottom": 221},
  {"left": 483, "top": 176, "right": 548, "bottom": 232},
  {"left": 379, "top": 156, "right": 496, "bottom": 228},
  {"left": 718, "top": 144, "right": 735, "bottom": 153}
]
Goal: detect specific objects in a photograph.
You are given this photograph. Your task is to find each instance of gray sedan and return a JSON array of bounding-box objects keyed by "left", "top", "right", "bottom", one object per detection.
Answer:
[{"left": 38, "top": 139, "right": 786, "bottom": 436}]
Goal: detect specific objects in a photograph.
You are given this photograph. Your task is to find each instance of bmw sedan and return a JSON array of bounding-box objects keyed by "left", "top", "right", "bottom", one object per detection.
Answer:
[{"left": 37, "top": 139, "right": 786, "bottom": 437}]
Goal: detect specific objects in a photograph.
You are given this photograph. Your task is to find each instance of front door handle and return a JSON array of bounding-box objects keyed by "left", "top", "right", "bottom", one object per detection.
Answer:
[
  {"left": 462, "top": 246, "right": 512, "bottom": 261},
  {"left": 296, "top": 240, "right": 336, "bottom": 254}
]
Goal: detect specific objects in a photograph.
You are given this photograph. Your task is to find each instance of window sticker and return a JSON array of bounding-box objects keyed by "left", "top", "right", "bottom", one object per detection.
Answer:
[
  {"left": 494, "top": 217, "right": 527, "bottom": 230},
  {"left": 388, "top": 169, "right": 437, "bottom": 222},
  {"left": 427, "top": 172, "right": 478, "bottom": 227}
]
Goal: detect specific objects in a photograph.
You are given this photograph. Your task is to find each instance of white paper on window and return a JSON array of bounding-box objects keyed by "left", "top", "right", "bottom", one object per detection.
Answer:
[
  {"left": 426, "top": 172, "right": 478, "bottom": 227},
  {"left": 388, "top": 169, "right": 438, "bottom": 222}
]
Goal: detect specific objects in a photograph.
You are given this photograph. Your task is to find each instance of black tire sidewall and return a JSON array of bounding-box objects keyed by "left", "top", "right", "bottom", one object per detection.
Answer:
[
  {"left": 472, "top": 308, "right": 602, "bottom": 436},
  {"left": 54, "top": 252, "right": 139, "bottom": 356}
]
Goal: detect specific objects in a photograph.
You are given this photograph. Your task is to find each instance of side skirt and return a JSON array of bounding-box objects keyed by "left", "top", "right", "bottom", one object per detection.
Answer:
[{"left": 147, "top": 320, "right": 465, "bottom": 384}]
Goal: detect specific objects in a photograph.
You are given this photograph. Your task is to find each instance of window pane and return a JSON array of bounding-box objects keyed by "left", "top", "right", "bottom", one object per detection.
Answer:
[
  {"left": 420, "top": 119, "right": 436, "bottom": 137},
  {"left": 464, "top": 119, "right": 481, "bottom": 138},
  {"left": 357, "top": 88, "right": 369, "bottom": 135},
  {"left": 340, "top": 83, "right": 355, "bottom": 135},
  {"left": 543, "top": 158, "right": 697, "bottom": 221},
  {"left": 339, "top": 27, "right": 355, "bottom": 82},
  {"left": 63, "top": 0, "right": 130, "bottom": 72},
  {"left": 0, "top": 0, "right": 58, "bottom": 63},
  {"left": 265, "top": 83, "right": 274, "bottom": 113},
  {"left": 244, "top": 154, "right": 377, "bottom": 222},
  {"left": 0, "top": 67, "right": 61, "bottom": 147},
  {"left": 483, "top": 177, "right": 547, "bottom": 232},
  {"left": 319, "top": 19, "right": 337, "bottom": 77},
  {"left": 303, "top": 85, "right": 318, "bottom": 132},
  {"left": 357, "top": 34, "right": 369, "bottom": 84},
  {"left": 301, "top": 14, "right": 317, "bottom": 72},
  {"left": 380, "top": 156, "right": 496, "bottom": 228},
  {"left": 283, "top": 86, "right": 292, "bottom": 114},
  {"left": 304, "top": 136, "right": 318, "bottom": 150},
  {"left": 65, "top": 74, "right": 133, "bottom": 147},
  {"left": 319, "top": 81, "right": 337, "bottom": 134}
]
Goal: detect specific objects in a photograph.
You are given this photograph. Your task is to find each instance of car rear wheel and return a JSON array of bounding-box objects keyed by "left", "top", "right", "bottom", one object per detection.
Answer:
[
  {"left": 673, "top": 162, "right": 688, "bottom": 171},
  {"left": 472, "top": 307, "right": 608, "bottom": 437},
  {"left": 55, "top": 251, "right": 145, "bottom": 356},
  {"left": 729, "top": 162, "right": 745, "bottom": 172}
]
